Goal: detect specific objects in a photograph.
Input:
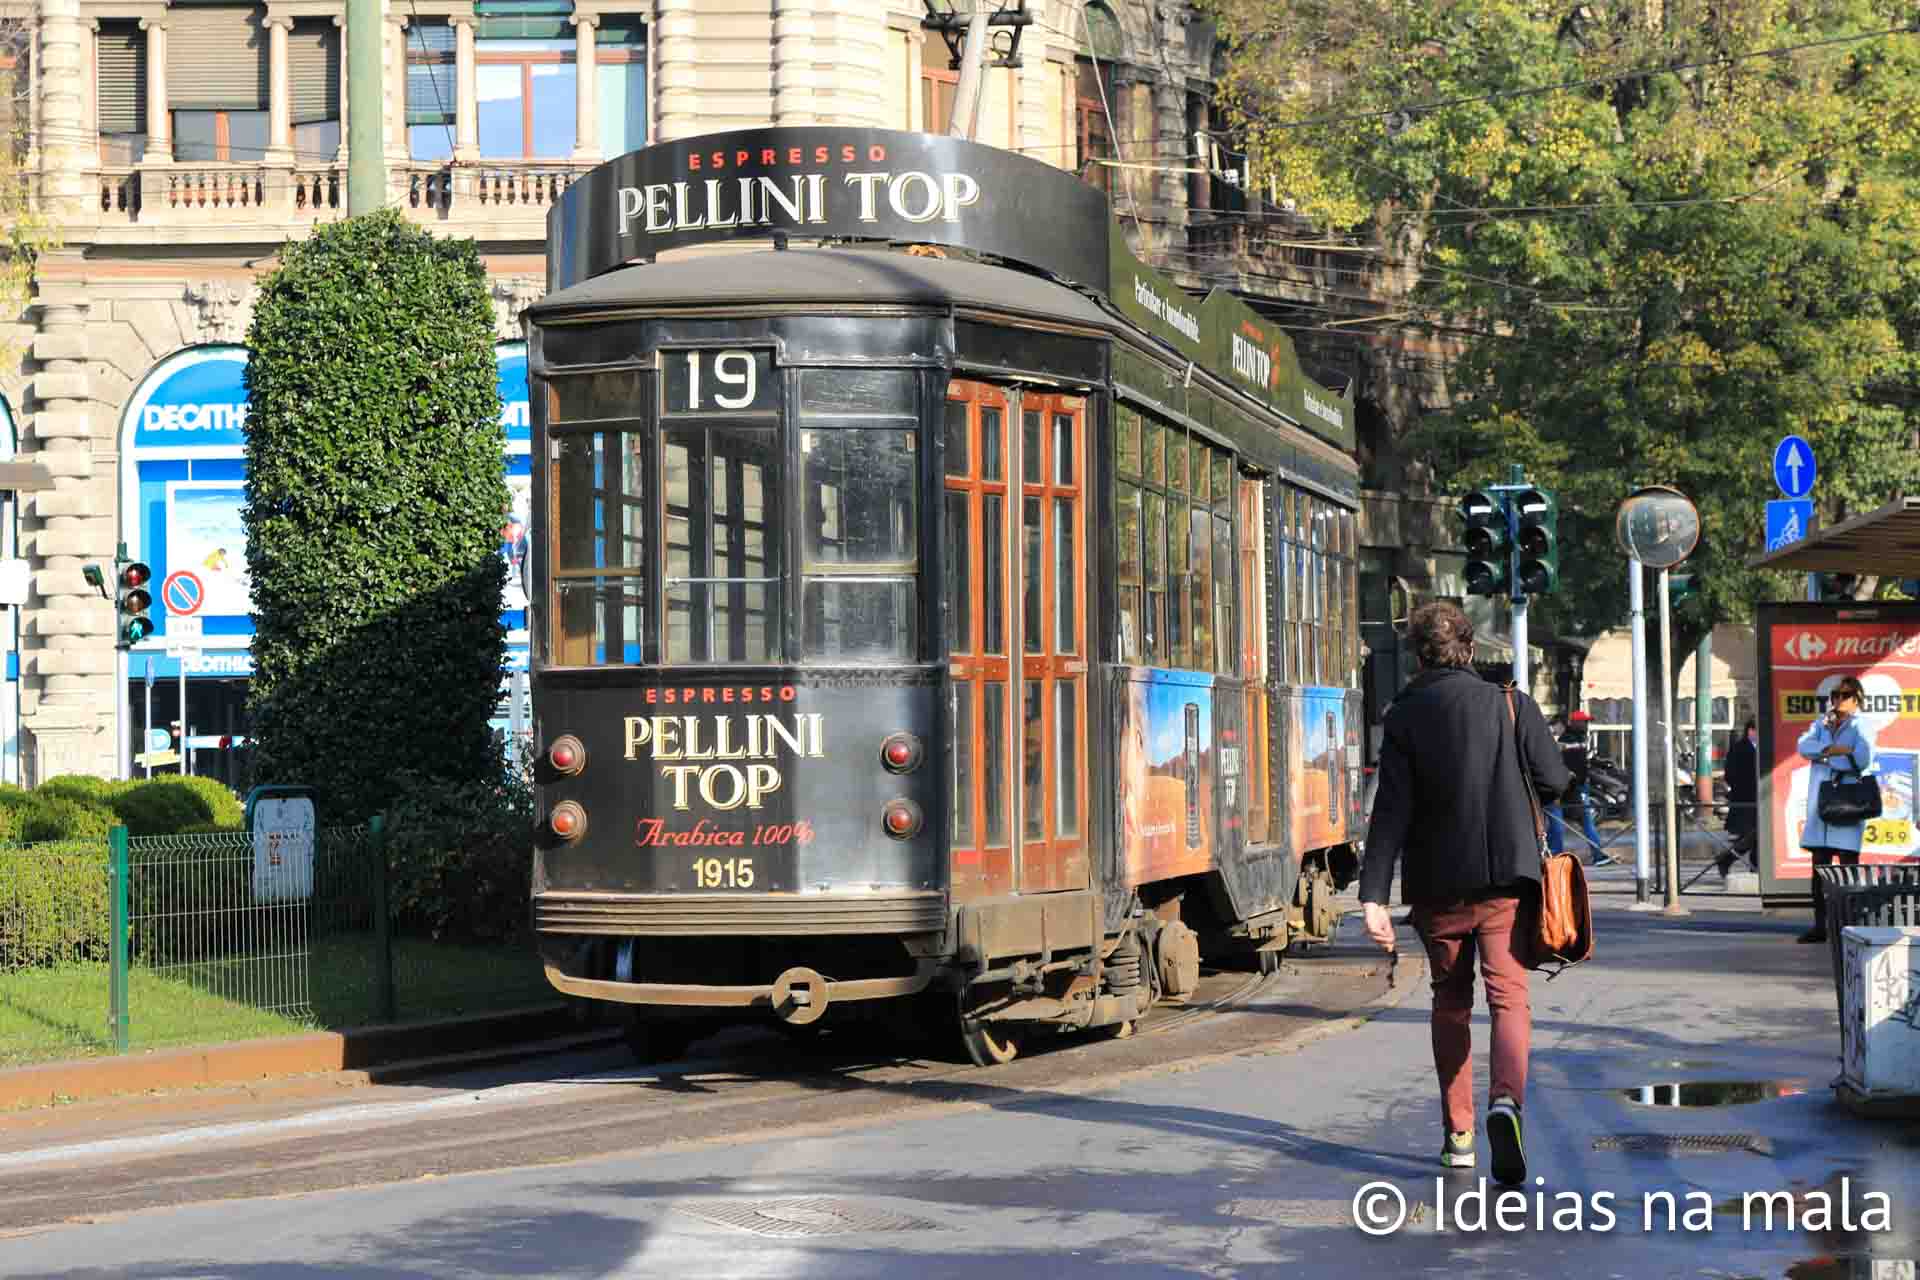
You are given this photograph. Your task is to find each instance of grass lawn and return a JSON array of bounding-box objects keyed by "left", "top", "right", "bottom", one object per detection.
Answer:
[{"left": 0, "top": 932, "right": 556, "bottom": 1069}]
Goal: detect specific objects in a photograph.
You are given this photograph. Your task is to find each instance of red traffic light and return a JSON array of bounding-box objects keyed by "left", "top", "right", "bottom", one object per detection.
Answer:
[{"left": 120, "top": 562, "right": 151, "bottom": 589}]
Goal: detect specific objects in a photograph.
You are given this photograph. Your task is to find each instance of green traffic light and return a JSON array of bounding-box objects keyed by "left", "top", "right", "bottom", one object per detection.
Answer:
[{"left": 122, "top": 616, "right": 154, "bottom": 645}]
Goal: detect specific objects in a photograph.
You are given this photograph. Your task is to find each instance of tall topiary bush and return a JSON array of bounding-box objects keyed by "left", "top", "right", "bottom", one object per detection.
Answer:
[{"left": 244, "top": 210, "right": 509, "bottom": 822}]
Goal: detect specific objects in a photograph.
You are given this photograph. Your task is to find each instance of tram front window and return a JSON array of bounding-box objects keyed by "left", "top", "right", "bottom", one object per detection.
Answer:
[
  {"left": 551, "top": 428, "right": 647, "bottom": 667},
  {"left": 664, "top": 427, "right": 784, "bottom": 664},
  {"left": 798, "top": 369, "right": 919, "bottom": 664}
]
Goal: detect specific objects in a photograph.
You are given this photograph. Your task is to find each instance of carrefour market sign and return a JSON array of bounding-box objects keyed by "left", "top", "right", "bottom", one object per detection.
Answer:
[{"left": 129, "top": 345, "right": 532, "bottom": 452}]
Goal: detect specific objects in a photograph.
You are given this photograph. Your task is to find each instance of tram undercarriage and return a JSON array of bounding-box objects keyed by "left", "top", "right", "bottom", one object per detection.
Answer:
[{"left": 538, "top": 848, "right": 1355, "bottom": 1067}]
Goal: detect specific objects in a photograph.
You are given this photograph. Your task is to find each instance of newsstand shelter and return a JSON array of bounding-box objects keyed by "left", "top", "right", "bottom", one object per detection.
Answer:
[{"left": 1750, "top": 497, "right": 1920, "bottom": 905}]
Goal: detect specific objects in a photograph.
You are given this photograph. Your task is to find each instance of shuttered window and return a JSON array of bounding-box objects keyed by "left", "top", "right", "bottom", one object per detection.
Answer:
[
  {"left": 97, "top": 20, "right": 147, "bottom": 135},
  {"left": 289, "top": 18, "right": 339, "bottom": 124},
  {"left": 406, "top": 21, "right": 455, "bottom": 126},
  {"left": 167, "top": 5, "right": 269, "bottom": 112}
]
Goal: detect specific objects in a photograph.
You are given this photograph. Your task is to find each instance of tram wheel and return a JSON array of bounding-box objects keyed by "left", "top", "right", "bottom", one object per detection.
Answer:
[
  {"left": 1257, "top": 948, "right": 1283, "bottom": 977},
  {"left": 624, "top": 1011, "right": 695, "bottom": 1065}
]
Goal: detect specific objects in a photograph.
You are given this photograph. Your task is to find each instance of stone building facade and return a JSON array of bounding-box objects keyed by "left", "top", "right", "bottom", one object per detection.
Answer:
[{"left": 7, "top": 0, "right": 1253, "bottom": 783}]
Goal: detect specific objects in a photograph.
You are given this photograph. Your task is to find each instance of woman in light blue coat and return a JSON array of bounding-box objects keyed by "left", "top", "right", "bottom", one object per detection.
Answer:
[{"left": 1796, "top": 675, "right": 1876, "bottom": 942}]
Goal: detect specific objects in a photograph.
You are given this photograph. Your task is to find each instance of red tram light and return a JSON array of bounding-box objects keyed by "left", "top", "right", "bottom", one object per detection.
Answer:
[
  {"left": 549, "top": 801, "right": 587, "bottom": 841},
  {"left": 548, "top": 735, "right": 586, "bottom": 775},
  {"left": 881, "top": 799, "right": 923, "bottom": 839},
  {"left": 880, "top": 732, "right": 923, "bottom": 773}
]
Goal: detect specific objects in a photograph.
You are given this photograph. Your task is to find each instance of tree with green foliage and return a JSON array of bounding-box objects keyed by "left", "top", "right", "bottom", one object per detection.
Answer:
[
  {"left": 1204, "top": 0, "right": 1920, "bottom": 665},
  {"left": 243, "top": 210, "right": 509, "bottom": 821}
]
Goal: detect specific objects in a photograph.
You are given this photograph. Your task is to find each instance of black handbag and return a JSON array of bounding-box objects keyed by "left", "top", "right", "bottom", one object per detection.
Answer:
[{"left": 1817, "top": 770, "right": 1882, "bottom": 827}]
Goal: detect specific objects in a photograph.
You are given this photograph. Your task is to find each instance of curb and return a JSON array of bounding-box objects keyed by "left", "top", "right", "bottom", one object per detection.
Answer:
[{"left": 0, "top": 1003, "right": 605, "bottom": 1111}]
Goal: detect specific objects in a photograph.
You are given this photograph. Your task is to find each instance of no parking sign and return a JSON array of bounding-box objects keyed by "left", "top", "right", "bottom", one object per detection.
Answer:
[{"left": 161, "top": 570, "right": 204, "bottom": 617}]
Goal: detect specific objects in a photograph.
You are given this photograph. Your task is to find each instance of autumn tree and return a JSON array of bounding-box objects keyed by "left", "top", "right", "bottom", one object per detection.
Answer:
[{"left": 1204, "top": 0, "right": 1920, "bottom": 664}]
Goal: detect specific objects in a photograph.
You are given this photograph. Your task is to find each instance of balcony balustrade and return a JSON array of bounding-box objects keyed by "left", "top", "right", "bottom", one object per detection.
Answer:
[{"left": 77, "top": 158, "right": 593, "bottom": 235}]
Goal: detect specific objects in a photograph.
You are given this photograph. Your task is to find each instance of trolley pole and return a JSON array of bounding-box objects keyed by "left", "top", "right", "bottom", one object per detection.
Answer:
[
  {"left": 947, "top": 6, "right": 992, "bottom": 141},
  {"left": 1658, "top": 567, "right": 1687, "bottom": 916},
  {"left": 1630, "top": 559, "right": 1652, "bottom": 906}
]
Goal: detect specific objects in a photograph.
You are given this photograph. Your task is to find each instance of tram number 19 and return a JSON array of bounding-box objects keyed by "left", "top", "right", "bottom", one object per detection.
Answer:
[
  {"left": 692, "top": 856, "right": 755, "bottom": 889},
  {"left": 663, "top": 348, "right": 775, "bottom": 415}
]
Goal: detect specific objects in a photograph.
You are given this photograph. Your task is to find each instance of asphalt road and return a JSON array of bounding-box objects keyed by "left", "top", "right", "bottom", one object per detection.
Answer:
[{"left": 0, "top": 946, "right": 1400, "bottom": 1261}]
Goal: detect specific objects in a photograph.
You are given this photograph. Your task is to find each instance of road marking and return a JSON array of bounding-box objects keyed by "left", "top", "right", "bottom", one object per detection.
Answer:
[{"left": 0, "top": 1069, "right": 656, "bottom": 1173}]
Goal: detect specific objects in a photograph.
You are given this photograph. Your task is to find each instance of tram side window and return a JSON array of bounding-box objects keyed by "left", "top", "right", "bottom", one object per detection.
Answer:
[
  {"left": 1114, "top": 405, "right": 1143, "bottom": 663},
  {"left": 1113, "top": 404, "right": 1243, "bottom": 674},
  {"left": 798, "top": 370, "right": 919, "bottom": 663}
]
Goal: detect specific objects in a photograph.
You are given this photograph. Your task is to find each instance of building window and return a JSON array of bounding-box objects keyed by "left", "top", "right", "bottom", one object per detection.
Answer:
[
  {"left": 411, "top": 13, "right": 645, "bottom": 162},
  {"left": 1075, "top": 1, "right": 1121, "bottom": 194},
  {"left": 921, "top": 32, "right": 957, "bottom": 134},
  {"left": 96, "top": 19, "right": 147, "bottom": 163},
  {"left": 289, "top": 18, "right": 342, "bottom": 159},
  {"left": 407, "top": 20, "right": 456, "bottom": 161},
  {"left": 168, "top": 5, "right": 271, "bottom": 162}
]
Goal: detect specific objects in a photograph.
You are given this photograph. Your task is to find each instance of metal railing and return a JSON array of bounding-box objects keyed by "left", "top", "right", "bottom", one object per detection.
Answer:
[
  {"left": 0, "top": 821, "right": 551, "bottom": 1065},
  {"left": 1817, "top": 866, "right": 1920, "bottom": 1023}
]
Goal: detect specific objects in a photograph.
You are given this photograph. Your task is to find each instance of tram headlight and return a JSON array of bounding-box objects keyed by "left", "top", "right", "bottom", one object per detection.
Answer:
[
  {"left": 549, "top": 801, "right": 587, "bottom": 841},
  {"left": 879, "top": 732, "right": 923, "bottom": 774},
  {"left": 548, "top": 735, "right": 586, "bottom": 776},
  {"left": 881, "top": 798, "right": 923, "bottom": 839}
]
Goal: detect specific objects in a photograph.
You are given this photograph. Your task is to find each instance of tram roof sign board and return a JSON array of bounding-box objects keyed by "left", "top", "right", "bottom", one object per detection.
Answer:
[
  {"left": 549, "top": 126, "right": 1112, "bottom": 297},
  {"left": 548, "top": 127, "right": 1355, "bottom": 451}
]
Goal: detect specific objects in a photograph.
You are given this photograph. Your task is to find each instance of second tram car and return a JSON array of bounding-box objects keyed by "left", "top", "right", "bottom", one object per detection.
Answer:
[{"left": 526, "top": 128, "right": 1365, "bottom": 1065}]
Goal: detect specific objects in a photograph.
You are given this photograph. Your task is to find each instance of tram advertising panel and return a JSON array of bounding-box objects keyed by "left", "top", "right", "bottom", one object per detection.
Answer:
[{"left": 1757, "top": 602, "right": 1920, "bottom": 904}]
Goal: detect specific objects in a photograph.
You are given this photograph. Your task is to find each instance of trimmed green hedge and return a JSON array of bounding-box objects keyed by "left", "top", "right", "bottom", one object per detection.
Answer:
[
  {"left": 244, "top": 209, "right": 510, "bottom": 824},
  {"left": 0, "top": 840, "right": 109, "bottom": 969}
]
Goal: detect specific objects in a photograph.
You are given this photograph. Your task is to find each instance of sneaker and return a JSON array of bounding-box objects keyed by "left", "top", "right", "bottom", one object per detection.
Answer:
[
  {"left": 1441, "top": 1131, "right": 1476, "bottom": 1168},
  {"left": 1592, "top": 854, "right": 1617, "bottom": 867},
  {"left": 1487, "top": 1098, "right": 1525, "bottom": 1185}
]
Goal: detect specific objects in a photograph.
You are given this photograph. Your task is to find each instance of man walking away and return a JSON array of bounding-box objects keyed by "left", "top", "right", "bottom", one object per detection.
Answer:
[{"left": 1360, "top": 602, "right": 1572, "bottom": 1186}]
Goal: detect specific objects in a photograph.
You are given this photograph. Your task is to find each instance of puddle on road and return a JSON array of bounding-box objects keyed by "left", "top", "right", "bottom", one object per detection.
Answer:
[{"left": 1620, "top": 1080, "right": 1807, "bottom": 1107}]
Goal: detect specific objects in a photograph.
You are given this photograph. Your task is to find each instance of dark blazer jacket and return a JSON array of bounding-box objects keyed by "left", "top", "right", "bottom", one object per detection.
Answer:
[{"left": 1360, "top": 666, "right": 1573, "bottom": 906}]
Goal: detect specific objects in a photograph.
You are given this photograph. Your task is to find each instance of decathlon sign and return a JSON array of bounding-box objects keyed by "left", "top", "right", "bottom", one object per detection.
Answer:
[
  {"left": 129, "top": 348, "right": 252, "bottom": 450},
  {"left": 126, "top": 344, "right": 532, "bottom": 455}
]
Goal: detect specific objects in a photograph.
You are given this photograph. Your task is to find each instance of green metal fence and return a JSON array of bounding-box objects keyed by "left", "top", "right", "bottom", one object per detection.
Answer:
[{"left": 0, "top": 821, "right": 553, "bottom": 1067}]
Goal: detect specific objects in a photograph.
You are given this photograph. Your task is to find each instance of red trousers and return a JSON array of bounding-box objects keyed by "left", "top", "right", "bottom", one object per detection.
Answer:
[{"left": 1411, "top": 893, "right": 1531, "bottom": 1134}]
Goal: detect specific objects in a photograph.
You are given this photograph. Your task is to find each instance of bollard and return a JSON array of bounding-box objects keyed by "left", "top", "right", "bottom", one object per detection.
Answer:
[
  {"left": 371, "top": 814, "right": 396, "bottom": 1025},
  {"left": 109, "top": 826, "right": 130, "bottom": 1054}
]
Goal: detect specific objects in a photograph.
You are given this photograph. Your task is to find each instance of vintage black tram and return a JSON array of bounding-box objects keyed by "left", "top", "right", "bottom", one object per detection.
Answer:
[{"left": 526, "top": 128, "right": 1364, "bottom": 1065}]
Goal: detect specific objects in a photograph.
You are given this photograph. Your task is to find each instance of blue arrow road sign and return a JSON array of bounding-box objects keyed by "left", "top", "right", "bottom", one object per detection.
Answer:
[
  {"left": 1767, "top": 499, "right": 1813, "bottom": 552},
  {"left": 1773, "top": 435, "right": 1816, "bottom": 498}
]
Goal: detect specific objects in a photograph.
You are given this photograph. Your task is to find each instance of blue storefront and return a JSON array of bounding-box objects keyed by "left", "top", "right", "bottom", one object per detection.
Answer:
[{"left": 116, "top": 344, "right": 532, "bottom": 778}]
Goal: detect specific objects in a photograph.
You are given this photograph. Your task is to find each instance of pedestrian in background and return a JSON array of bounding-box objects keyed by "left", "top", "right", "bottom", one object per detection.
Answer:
[
  {"left": 1543, "top": 717, "right": 1569, "bottom": 857},
  {"left": 1797, "top": 679, "right": 1876, "bottom": 943},
  {"left": 1561, "top": 710, "right": 1613, "bottom": 866},
  {"left": 1360, "top": 601, "right": 1572, "bottom": 1185},
  {"left": 1717, "top": 718, "right": 1758, "bottom": 877}
]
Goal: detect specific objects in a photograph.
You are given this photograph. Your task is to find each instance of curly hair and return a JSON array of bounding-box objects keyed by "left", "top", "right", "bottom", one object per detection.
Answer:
[{"left": 1408, "top": 600, "right": 1475, "bottom": 669}]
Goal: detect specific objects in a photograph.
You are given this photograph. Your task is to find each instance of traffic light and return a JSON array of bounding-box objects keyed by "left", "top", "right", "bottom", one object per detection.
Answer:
[
  {"left": 1459, "top": 489, "right": 1510, "bottom": 596},
  {"left": 115, "top": 561, "right": 153, "bottom": 648},
  {"left": 1513, "top": 486, "right": 1558, "bottom": 595}
]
